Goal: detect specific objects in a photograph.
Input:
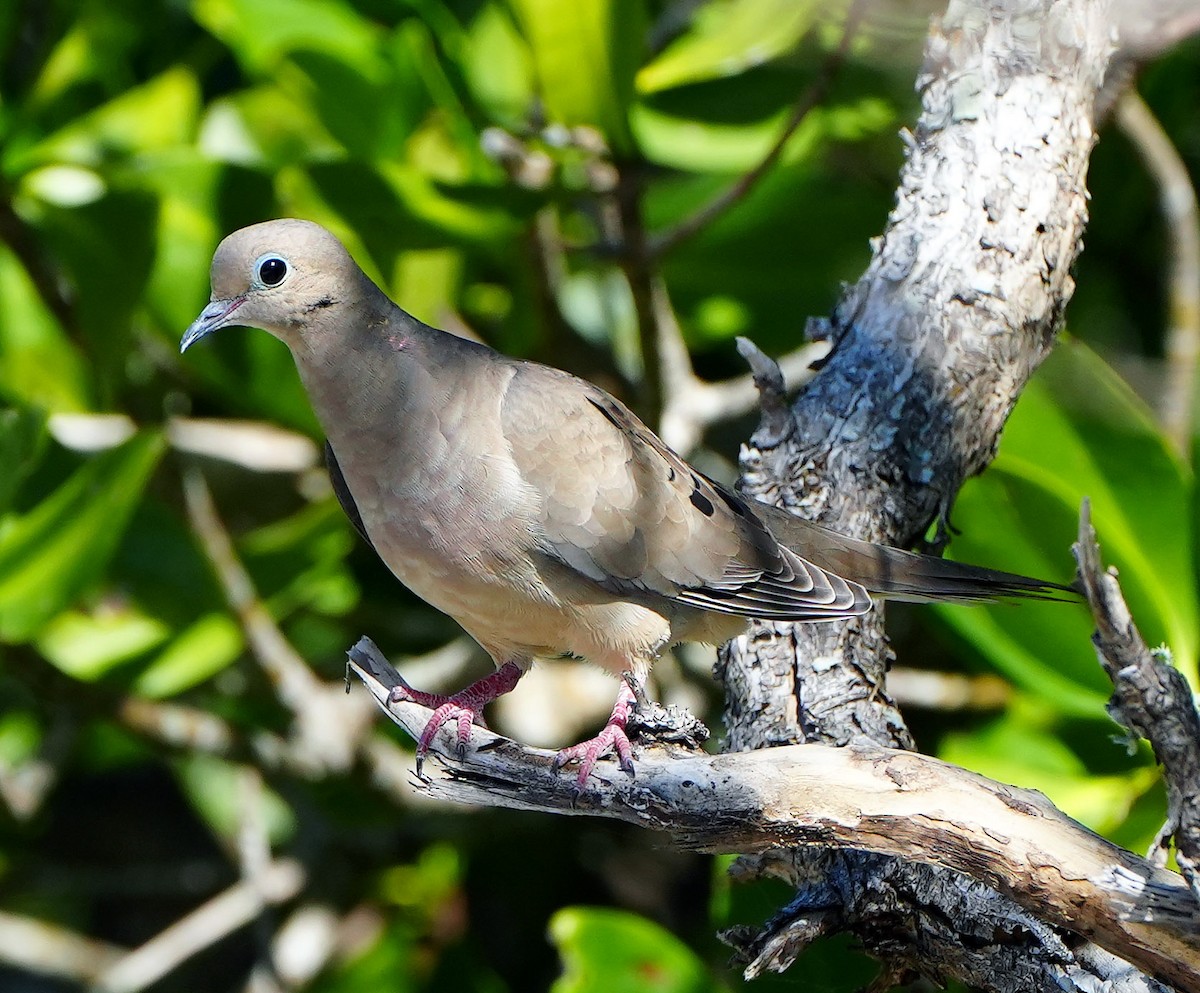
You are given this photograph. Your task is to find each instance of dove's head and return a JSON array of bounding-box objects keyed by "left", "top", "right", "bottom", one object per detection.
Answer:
[{"left": 181, "top": 219, "right": 373, "bottom": 353}]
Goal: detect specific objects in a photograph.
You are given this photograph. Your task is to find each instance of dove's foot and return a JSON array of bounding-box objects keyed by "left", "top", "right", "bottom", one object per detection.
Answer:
[
  {"left": 553, "top": 682, "right": 637, "bottom": 791},
  {"left": 389, "top": 661, "right": 523, "bottom": 770}
]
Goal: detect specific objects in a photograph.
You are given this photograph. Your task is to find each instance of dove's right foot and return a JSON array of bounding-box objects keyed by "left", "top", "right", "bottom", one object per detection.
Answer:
[
  {"left": 552, "top": 681, "right": 639, "bottom": 791},
  {"left": 388, "top": 661, "right": 523, "bottom": 769}
]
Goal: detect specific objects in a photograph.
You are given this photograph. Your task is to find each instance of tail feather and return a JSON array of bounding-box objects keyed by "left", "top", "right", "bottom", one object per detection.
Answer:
[
  {"left": 749, "top": 499, "right": 1077, "bottom": 605},
  {"left": 849, "top": 542, "right": 1079, "bottom": 603}
]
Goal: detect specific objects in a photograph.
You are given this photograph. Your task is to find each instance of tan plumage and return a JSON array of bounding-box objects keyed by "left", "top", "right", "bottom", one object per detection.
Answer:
[{"left": 183, "top": 219, "right": 1071, "bottom": 788}]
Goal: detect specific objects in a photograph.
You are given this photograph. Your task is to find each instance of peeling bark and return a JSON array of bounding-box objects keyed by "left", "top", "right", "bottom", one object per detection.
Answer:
[
  {"left": 713, "top": 1, "right": 1193, "bottom": 989},
  {"left": 723, "top": 0, "right": 1108, "bottom": 749},
  {"left": 1076, "top": 502, "right": 1200, "bottom": 905},
  {"left": 347, "top": 639, "right": 1200, "bottom": 992}
]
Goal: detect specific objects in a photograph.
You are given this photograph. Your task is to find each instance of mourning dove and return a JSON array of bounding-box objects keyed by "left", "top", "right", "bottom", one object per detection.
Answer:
[{"left": 183, "top": 219, "right": 1071, "bottom": 788}]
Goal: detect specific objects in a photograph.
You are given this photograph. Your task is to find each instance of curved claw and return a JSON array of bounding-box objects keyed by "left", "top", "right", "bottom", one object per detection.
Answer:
[
  {"left": 415, "top": 700, "right": 487, "bottom": 759},
  {"left": 554, "top": 678, "right": 642, "bottom": 790},
  {"left": 396, "top": 661, "right": 524, "bottom": 768},
  {"left": 554, "top": 718, "right": 636, "bottom": 791}
]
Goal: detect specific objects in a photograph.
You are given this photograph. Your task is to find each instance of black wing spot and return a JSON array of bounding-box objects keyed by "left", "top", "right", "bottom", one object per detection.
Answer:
[
  {"left": 689, "top": 484, "right": 715, "bottom": 517},
  {"left": 588, "top": 397, "right": 623, "bottom": 429},
  {"left": 714, "top": 483, "right": 748, "bottom": 517}
]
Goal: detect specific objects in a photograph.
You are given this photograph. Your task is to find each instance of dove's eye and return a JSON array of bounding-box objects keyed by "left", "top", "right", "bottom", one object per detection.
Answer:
[{"left": 256, "top": 256, "right": 288, "bottom": 287}]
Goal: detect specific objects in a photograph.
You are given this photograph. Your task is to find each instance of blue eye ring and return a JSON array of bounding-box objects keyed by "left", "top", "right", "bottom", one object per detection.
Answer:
[{"left": 254, "top": 254, "right": 289, "bottom": 287}]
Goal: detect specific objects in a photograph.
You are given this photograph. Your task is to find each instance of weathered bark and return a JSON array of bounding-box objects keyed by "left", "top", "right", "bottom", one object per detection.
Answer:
[
  {"left": 347, "top": 638, "right": 1200, "bottom": 992},
  {"left": 723, "top": 0, "right": 1105, "bottom": 748},
  {"left": 1076, "top": 502, "right": 1200, "bottom": 904},
  {"left": 710, "top": 1, "right": 1194, "bottom": 989}
]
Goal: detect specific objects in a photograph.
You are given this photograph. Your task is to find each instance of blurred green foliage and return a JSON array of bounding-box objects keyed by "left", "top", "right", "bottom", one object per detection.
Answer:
[{"left": 0, "top": 1, "right": 1197, "bottom": 991}]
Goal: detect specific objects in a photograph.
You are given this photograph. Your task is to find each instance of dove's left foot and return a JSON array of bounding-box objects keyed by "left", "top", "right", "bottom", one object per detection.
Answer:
[
  {"left": 389, "top": 661, "right": 523, "bottom": 770},
  {"left": 553, "top": 682, "right": 637, "bottom": 791}
]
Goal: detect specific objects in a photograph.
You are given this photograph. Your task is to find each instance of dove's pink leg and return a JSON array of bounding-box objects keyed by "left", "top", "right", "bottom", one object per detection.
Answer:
[
  {"left": 389, "top": 662, "right": 523, "bottom": 768},
  {"left": 553, "top": 681, "right": 638, "bottom": 790}
]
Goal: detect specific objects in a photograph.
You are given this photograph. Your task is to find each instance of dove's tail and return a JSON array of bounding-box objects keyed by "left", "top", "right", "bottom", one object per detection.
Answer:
[{"left": 752, "top": 499, "right": 1078, "bottom": 605}]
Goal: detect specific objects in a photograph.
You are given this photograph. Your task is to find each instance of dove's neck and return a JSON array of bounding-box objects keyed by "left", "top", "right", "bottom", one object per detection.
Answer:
[{"left": 290, "top": 298, "right": 500, "bottom": 477}]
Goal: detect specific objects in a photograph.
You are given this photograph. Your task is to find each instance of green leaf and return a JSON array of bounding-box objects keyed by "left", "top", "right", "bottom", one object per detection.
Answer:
[
  {"left": 392, "top": 18, "right": 490, "bottom": 174},
  {"left": 176, "top": 753, "right": 296, "bottom": 845},
  {"left": 137, "top": 154, "right": 226, "bottom": 333},
  {"left": 0, "top": 244, "right": 91, "bottom": 412},
  {"left": 133, "top": 613, "right": 244, "bottom": 698},
  {"left": 23, "top": 189, "right": 158, "bottom": 401},
  {"left": 237, "top": 500, "right": 359, "bottom": 626},
  {"left": 379, "top": 843, "right": 462, "bottom": 909},
  {"left": 0, "top": 432, "right": 165, "bottom": 643},
  {"left": 633, "top": 104, "right": 796, "bottom": 173},
  {"left": 289, "top": 51, "right": 412, "bottom": 161},
  {"left": 22, "top": 1, "right": 171, "bottom": 116},
  {"left": 0, "top": 710, "right": 41, "bottom": 768},
  {"left": 192, "top": 0, "right": 380, "bottom": 74},
  {"left": 197, "top": 85, "right": 341, "bottom": 167},
  {"left": 638, "top": 0, "right": 820, "bottom": 93},
  {"left": 558, "top": 269, "right": 640, "bottom": 380},
  {"left": 0, "top": 407, "right": 49, "bottom": 514},
  {"left": 635, "top": 95, "right": 894, "bottom": 173},
  {"left": 936, "top": 339, "right": 1198, "bottom": 706},
  {"left": 462, "top": 2, "right": 534, "bottom": 126},
  {"left": 509, "top": 0, "right": 645, "bottom": 153},
  {"left": 300, "top": 160, "right": 517, "bottom": 256},
  {"left": 37, "top": 608, "right": 170, "bottom": 682},
  {"left": 549, "top": 907, "right": 715, "bottom": 993},
  {"left": 9, "top": 67, "right": 201, "bottom": 174}
]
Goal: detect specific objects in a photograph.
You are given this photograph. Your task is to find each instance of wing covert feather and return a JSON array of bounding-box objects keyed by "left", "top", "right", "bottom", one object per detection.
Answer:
[{"left": 499, "top": 364, "right": 871, "bottom": 621}]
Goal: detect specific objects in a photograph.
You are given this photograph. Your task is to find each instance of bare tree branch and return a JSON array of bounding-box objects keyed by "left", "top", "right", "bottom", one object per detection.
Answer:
[
  {"left": 654, "top": 278, "right": 829, "bottom": 452},
  {"left": 93, "top": 860, "right": 305, "bottom": 993},
  {"left": 0, "top": 863, "right": 305, "bottom": 992},
  {"left": 1112, "top": 1, "right": 1200, "bottom": 62},
  {"left": 1075, "top": 499, "right": 1200, "bottom": 903},
  {"left": 0, "top": 910, "right": 125, "bottom": 984},
  {"left": 1115, "top": 90, "right": 1200, "bottom": 459},
  {"left": 648, "top": 0, "right": 870, "bottom": 259},
  {"left": 346, "top": 637, "right": 1200, "bottom": 992},
  {"left": 701, "top": 2, "right": 1194, "bottom": 988}
]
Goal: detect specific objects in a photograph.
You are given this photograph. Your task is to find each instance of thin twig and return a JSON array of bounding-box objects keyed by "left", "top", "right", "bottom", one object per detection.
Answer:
[
  {"left": 887, "top": 667, "right": 1012, "bottom": 711},
  {"left": 178, "top": 467, "right": 460, "bottom": 800},
  {"left": 181, "top": 468, "right": 373, "bottom": 774},
  {"left": 117, "top": 690, "right": 425, "bottom": 809},
  {"left": 1113, "top": 3, "right": 1200, "bottom": 62},
  {"left": 1115, "top": 90, "right": 1200, "bottom": 459},
  {"left": 182, "top": 469, "right": 325, "bottom": 711},
  {"left": 92, "top": 860, "right": 306, "bottom": 993},
  {"left": 1074, "top": 498, "right": 1200, "bottom": 903},
  {"left": 238, "top": 768, "right": 283, "bottom": 992},
  {"left": 48, "top": 413, "right": 320, "bottom": 472},
  {"left": 265, "top": 904, "right": 341, "bottom": 989},
  {"left": 648, "top": 0, "right": 869, "bottom": 259},
  {"left": 654, "top": 277, "right": 827, "bottom": 452},
  {"left": 0, "top": 910, "right": 124, "bottom": 983},
  {"left": 614, "top": 164, "right": 664, "bottom": 421}
]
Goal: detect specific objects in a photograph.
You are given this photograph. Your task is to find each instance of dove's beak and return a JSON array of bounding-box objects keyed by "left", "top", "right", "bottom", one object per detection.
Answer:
[{"left": 181, "top": 296, "right": 246, "bottom": 353}]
